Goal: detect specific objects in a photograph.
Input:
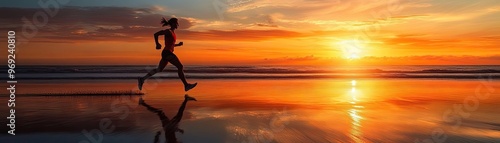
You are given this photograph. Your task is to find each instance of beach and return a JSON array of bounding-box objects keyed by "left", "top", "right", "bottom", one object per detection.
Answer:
[
  {"left": 3, "top": 0, "right": 500, "bottom": 142},
  {"left": 1, "top": 75, "right": 499, "bottom": 142}
]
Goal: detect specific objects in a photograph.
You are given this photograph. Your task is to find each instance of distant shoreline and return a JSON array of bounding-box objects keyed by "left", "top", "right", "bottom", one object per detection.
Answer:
[{"left": 1, "top": 65, "right": 499, "bottom": 80}]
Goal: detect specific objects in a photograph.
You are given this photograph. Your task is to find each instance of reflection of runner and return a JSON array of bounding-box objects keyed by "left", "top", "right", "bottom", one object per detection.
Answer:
[
  {"left": 138, "top": 17, "right": 197, "bottom": 91},
  {"left": 139, "top": 94, "right": 197, "bottom": 143}
]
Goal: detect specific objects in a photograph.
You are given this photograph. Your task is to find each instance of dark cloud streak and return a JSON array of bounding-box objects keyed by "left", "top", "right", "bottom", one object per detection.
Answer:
[
  {"left": 0, "top": 7, "right": 193, "bottom": 42},
  {"left": 0, "top": 6, "right": 321, "bottom": 43}
]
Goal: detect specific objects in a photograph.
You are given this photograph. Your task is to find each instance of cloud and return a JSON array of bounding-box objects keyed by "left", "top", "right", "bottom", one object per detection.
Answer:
[
  {"left": 225, "top": 0, "right": 427, "bottom": 19},
  {"left": 254, "top": 23, "right": 278, "bottom": 27},
  {"left": 215, "top": 0, "right": 439, "bottom": 33},
  {"left": 179, "top": 29, "right": 305, "bottom": 41},
  {"left": 381, "top": 34, "right": 460, "bottom": 47},
  {"left": 481, "top": 35, "right": 500, "bottom": 40},
  {"left": 390, "top": 15, "right": 428, "bottom": 20},
  {"left": 0, "top": 7, "right": 195, "bottom": 42},
  {"left": 262, "top": 55, "right": 320, "bottom": 64},
  {"left": 0, "top": 6, "right": 333, "bottom": 42},
  {"left": 252, "top": 14, "right": 279, "bottom": 27},
  {"left": 379, "top": 33, "right": 500, "bottom": 49},
  {"left": 359, "top": 55, "right": 500, "bottom": 65},
  {"left": 425, "top": 6, "right": 500, "bottom": 22},
  {"left": 0, "top": 7, "right": 193, "bottom": 28},
  {"left": 258, "top": 55, "right": 500, "bottom": 65}
]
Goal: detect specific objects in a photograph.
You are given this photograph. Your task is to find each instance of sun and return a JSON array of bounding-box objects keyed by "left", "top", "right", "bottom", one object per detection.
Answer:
[{"left": 337, "top": 40, "right": 363, "bottom": 60}]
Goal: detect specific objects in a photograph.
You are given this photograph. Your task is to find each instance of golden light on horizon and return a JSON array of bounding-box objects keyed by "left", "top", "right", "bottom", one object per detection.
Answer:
[{"left": 338, "top": 40, "right": 363, "bottom": 60}]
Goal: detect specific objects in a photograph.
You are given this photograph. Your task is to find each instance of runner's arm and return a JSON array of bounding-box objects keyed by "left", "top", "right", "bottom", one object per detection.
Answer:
[
  {"left": 174, "top": 42, "right": 183, "bottom": 47},
  {"left": 154, "top": 30, "right": 168, "bottom": 49}
]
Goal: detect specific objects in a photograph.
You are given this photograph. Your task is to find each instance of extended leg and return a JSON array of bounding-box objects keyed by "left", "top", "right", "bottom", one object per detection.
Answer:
[
  {"left": 138, "top": 59, "right": 168, "bottom": 90},
  {"left": 168, "top": 57, "right": 188, "bottom": 85},
  {"left": 169, "top": 57, "right": 197, "bottom": 91},
  {"left": 171, "top": 95, "right": 197, "bottom": 123},
  {"left": 139, "top": 98, "right": 169, "bottom": 121},
  {"left": 144, "top": 59, "right": 168, "bottom": 80}
]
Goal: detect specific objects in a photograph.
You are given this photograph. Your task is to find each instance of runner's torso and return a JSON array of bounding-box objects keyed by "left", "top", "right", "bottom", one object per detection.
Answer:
[{"left": 164, "top": 29, "right": 176, "bottom": 53}]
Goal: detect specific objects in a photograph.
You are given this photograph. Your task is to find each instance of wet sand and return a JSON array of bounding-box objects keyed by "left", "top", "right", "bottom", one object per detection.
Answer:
[{"left": 0, "top": 79, "right": 499, "bottom": 143}]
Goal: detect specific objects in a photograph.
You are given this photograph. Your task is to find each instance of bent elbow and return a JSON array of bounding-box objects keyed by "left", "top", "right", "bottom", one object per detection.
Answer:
[{"left": 154, "top": 31, "right": 162, "bottom": 36}]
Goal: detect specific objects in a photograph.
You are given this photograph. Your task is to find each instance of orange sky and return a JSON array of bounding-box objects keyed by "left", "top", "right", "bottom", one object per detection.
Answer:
[{"left": 2, "top": 0, "right": 499, "bottom": 65}]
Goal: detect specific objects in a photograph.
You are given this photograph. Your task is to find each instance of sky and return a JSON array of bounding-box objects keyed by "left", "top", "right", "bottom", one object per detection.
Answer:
[{"left": 1, "top": 0, "right": 499, "bottom": 65}]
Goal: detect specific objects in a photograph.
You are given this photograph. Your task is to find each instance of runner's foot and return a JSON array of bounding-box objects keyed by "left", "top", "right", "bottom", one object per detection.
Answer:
[
  {"left": 138, "top": 77, "right": 144, "bottom": 90},
  {"left": 184, "top": 82, "right": 197, "bottom": 92},
  {"left": 139, "top": 97, "right": 145, "bottom": 105},
  {"left": 185, "top": 94, "right": 197, "bottom": 101}
]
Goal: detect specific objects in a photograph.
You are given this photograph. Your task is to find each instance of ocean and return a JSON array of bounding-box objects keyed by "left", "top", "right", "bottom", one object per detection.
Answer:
[
  {"left": 3, "top": 65, "right": 500, "bottom": 80},
  {"left": 0, "top": 65, "right": 499, "bottom": 143}
]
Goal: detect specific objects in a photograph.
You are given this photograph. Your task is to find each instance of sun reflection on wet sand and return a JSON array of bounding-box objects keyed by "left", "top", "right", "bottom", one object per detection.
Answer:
[
  {"left": 349, "top": 80, "right": 364, "bottom": 143},
  {"left": 2, "top": 79, "right": 499, "bottom": 142}
]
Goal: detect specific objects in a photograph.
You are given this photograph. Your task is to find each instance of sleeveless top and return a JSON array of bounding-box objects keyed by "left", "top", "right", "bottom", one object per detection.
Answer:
[{"left": 164, "top": 29, "right": 176, "bottom": 53}]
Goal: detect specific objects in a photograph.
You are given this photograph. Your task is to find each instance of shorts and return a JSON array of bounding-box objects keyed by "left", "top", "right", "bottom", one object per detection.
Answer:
[{"left": 161, "top": 50, "right": 177, "bottom": 61}]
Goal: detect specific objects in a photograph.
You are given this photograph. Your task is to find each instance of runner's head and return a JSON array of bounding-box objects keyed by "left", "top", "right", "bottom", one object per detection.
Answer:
[{"left": 161, "top": 17, "right": 179, "bottom": 29}]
